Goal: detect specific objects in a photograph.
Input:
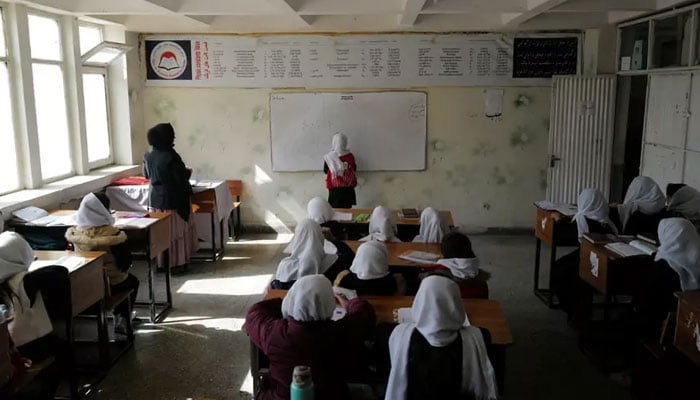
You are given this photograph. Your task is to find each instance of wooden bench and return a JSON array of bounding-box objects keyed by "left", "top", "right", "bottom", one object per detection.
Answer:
[{"left": 226, "top": 180, "right": 243, "bottom": 240}]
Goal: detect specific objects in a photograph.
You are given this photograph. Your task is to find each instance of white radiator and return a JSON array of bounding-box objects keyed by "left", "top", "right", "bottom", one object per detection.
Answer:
[{"left": 546, "top": 76, "right": 617, "bottom": 204}]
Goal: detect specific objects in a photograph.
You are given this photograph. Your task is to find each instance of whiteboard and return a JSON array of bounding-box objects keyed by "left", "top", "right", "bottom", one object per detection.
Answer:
[{"left": 270, "top": 92, "right": 427, "bottom": 171}]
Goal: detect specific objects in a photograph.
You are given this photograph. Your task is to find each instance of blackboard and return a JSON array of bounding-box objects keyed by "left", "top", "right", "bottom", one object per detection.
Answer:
[{"left": 513, "top": 37, "right": 579, "bottom": 78}]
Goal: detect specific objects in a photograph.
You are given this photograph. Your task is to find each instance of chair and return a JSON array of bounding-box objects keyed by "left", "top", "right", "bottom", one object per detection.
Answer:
[{"left": 226, "top": 180, "right": 243, "bottom": 240}]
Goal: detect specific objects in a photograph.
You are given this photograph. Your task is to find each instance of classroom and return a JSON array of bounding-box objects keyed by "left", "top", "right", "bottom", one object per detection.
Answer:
[{"left": 0, "top": 0, "right": 699, "bottom": 399}]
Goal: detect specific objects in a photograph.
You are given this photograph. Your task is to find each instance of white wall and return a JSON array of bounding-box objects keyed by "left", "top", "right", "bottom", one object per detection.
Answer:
[{"left": 137, "top": 85, "right": 551, "bottom": 231}]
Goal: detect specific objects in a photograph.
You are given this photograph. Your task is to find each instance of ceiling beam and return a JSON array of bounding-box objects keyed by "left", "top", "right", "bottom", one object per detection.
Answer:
[
  {"left": 399, "top": 0, "right": 428, "bottom": 26},
  {"left": 139, "top": 0, "right": 185, "bottom": 12},
  {"left": 265, "top": 0, "right": 312, "bottom": 26},
  {"left": 502, "top": 0, "right": 569, "bottom": 28}
]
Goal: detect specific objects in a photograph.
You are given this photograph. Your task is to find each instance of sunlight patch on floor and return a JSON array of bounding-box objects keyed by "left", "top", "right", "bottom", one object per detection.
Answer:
[{"left": 177, "top": 274, "right": 273, "bottom": 296}]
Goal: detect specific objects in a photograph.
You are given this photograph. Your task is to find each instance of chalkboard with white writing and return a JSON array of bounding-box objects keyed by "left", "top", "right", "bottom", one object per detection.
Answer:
[{"left": 513, "top": 37, "right": 578, "bottom": 78}]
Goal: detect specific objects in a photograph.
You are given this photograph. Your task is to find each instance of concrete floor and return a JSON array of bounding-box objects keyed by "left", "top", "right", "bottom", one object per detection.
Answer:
[{"left": 87, "top": 234, "right": 631, "bottom": 400}]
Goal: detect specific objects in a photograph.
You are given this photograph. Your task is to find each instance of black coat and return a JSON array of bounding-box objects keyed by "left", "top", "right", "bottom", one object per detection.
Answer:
[{"left": 143, "top": 149, "right": 192, "bottom": 221}]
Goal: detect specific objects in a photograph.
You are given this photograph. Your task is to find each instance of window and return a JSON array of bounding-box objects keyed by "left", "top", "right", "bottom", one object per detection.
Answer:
[
  {"left": 82, "top": 72, "right": 111, "bottom": 163},
  {"left": 619, "top": 22, "right": 649, "bottom": 71},
  {"left": 79, "top": 24, "right": 101, "bottom": 55},
  {"left": 0, "top": 10, "right": 21, "bottom": 194},
  {"left": 28, "top": 14, "right": 72, "bottom": 180},
  {"left": 651, "top": 11, "right": 692, "bottom": 69}
]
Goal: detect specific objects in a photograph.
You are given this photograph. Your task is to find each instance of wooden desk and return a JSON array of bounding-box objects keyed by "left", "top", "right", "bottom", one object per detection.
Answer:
[
  {"left": 533, "top": 206, "right": 579, "bottom": 308},
  {"left": 344, "top": 240, "right": 442, "bottom": 271},
  {"left": 334, "top": 208, "right": 455, "bottom": 227},
  {"left": 32, "top": 250, "right": 106, "bottom": 399},
  {"left": 264, "top": 289, "right": 512, "bottom": 345},
  {"left": 674, "top": 291, "right": 700, "bottom": 367},
  {"left": 578, "top": 239, "right": 653, "bottom": 297},
  {"left": 14, "top": 211, "right": 172, "bottom": 323}
]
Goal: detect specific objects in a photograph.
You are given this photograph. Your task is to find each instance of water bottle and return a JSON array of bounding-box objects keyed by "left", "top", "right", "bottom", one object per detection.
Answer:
[{"left": 290, "top": 365, "right": 314, "bottom": 400}]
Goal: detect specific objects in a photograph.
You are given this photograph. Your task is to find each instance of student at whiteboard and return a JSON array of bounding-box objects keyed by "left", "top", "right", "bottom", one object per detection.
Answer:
[{"left": 323, "top": 133, "right": 357, "bottom": 208}]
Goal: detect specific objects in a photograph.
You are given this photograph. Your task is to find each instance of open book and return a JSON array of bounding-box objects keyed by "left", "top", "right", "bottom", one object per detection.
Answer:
[
  {"left": 113, "top": 217, "right": 158, "bottom": 229},
  {"left": 398, "top": 251, "right": 441, "bottom": 264},
  {"left": 534, "top": 201, "right": 578, "bottom": 216},
  {"left": 395, "top": 307, "right": 471, "bottom": 326},
  {"left": 398, "top": 208, "right": 419, "bottom": 218},
  {"left": 605, "top": 241, "right": 656, "bottom": 257},
  {"left": 12, "top": 207, "right": 49, "bottom": 223},
  {"left": 332, "top": 211, "right": 353, "bottom": 222},
  {"left": 30, "top": 256, "right": 86, "bottom": 273}
]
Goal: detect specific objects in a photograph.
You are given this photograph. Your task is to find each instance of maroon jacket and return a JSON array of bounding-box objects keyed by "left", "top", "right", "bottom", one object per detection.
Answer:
[{"left": 245, "top": 298, "right": 376, "bottom": 400}]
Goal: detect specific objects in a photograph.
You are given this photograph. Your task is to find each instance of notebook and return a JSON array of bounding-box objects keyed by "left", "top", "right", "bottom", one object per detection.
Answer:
[
  {"left": 605, "top": 242, "right": 648, "bottom": 258},
  {"left": 399, "top": 208, "right": 419, "bottom": 218},
  {"left": 30, "top": 256, "right": 86, "bottom": 273},
  {"left": 398, "top": 251, "right": 441, "bottom": 264},
  {"left": 628, "top": 240, "right": 657, "bottom": 256},
  {"left": 582, "top": 233, "right": 617, "bottom": 245},
  {"left": 12, "top": 207, "right": 48, "bottom": 222},
  {"left": 332, "top": 211, "right": 353, "bottom": 222},
  {"left": 113, "top": 217, "right": 158, "bottom": 229}
]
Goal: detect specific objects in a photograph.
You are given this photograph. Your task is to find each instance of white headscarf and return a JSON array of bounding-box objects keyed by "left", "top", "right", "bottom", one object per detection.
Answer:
[
  {"left": 668, "top": 186, "right": 700, "bottom": 220},
  {"left": 573, "top": 188, "right": 617, "bottom": 239},
  {"left": 361, "top": 206, "right": 401, "bottom": 242},
  {"left": 281, "top": 275, "right": 335, "bottom": 322},
  {"left": 437, "top": 258, "right": 480, "bottom": 280},
  {"left": 618, "top": 176, "right": 665, "bottom": 231},
  {"left": 350, "top": 241, "right": 390, "bottom": 280},
  {"left": 276, "top": 219, "right": 338, "bottom": 282},
  {"left": 307, "top": 197, "right": 334, "bottom": 224},
  {"left": 0, "top": 232, "right": 53, "bottom": 346},
  {"left": 75, "top": 193, "right": 115, "bottom": 228},
  {"left": 413, "top": 207, "right": 448, "bottom": 243},
  {"left": 385, "top": 276, "right": 497, "bottom": 400},
  {"left": 323, "top": 133, "right": 350, "bottom": 177},
  {"left": 655, "top": 218, "right": 700, "bottom": 291}
]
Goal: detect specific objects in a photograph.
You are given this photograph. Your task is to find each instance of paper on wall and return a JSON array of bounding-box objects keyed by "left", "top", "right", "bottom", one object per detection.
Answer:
[{"left": 484, "top": 89, "right": 504, "bottom": 118}]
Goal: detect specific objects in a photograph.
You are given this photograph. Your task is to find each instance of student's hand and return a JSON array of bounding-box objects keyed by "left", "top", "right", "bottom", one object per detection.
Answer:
[
  {"left": 321, "top": 227, "right": 335, "bottom": 241},
  {"left": 335, "top": 294, "right": 349, "bottom": 309}
]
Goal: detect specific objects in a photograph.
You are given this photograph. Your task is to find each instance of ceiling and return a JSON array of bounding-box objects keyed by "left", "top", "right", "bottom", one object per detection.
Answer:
[{"left": 9, "top": 0, "right": 690, "bottom": 33}]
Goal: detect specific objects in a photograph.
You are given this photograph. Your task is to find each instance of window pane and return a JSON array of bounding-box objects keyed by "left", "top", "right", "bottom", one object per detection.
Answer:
[
  {"left": 32, "top": 63, "right": 71, "bottom": 178},
  {"left": 0, "top": 63, "right": 19, "bottom": 193},
  {"left": 79, "top": 25, "right": 101, "bottom": 55},
  {"left": 0, "top": 11, "right": 7, "bottom": 58},
  {"left": 28, "top": 15, "right": 61, "bottom": 61},
  {"left": 83, "top": 73, "right": 111, "bottom": 162},
  {"left": 652, "top": 11, "right": 692, "bottom": 69},
  {"left": 619, "top": 22, "right": 649, "bottom": 71}
]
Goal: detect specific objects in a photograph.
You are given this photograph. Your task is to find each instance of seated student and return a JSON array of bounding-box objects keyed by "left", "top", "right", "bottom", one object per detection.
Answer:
[
  {"left": 666, "top": 184, "right": 700, "bottom": 222},
  {"left": 0, "top": 232, "right": 67, "bottom": 397},
  {"left": 334, "top": 241, "right": 404, "bottom": 296},
  {"left": 412, "top": 207, "right": 448, "bottom": 243},
  {"left": 422, "top": 231, "right": 489, "bottom": 299},
  {"left": 611, "top": 176, "right": 666, "bottom": 235},
  {"left": 306, "top": 196, "right": 355, "bottom": 266},
  {"left": 245, "top": 275, "right": 376, "bottom": 400},
  {"left": 65, "top": 193, "right": 139, "bottom": 326},
  {"left": 384, "top": 275, "right": 497, "bottom": 400},
  {"left": 552, "top": 188, "right": 617, "bottom": 317},
  {"left": 360, "top": 206, "right": 401, "bottom": 243},
  {"left": 271, "top": 219, "right": 342, "bottom": 289},
  {"left": 635, "top": 218, "right": 700, "bottom": 338}
]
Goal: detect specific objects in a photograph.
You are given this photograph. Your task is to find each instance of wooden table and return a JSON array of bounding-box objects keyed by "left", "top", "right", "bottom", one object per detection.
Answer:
[
  {"left": 344, "top": 240, "right": 442, "bottom": 271},
  {"left": 254, "top": 290, "right": 513, "bottom": 394},
  {"left": 13, "top": 210, "right": 173, "bottom": 323},
  {"left": 334, "top": 208, "right": 454, "bottom": 226},
  {"left": 533, "top": 206, "right": 579, "bottom": 308},
  {"left": 32, "top": 250, "right": 106, "bottom": 399}
]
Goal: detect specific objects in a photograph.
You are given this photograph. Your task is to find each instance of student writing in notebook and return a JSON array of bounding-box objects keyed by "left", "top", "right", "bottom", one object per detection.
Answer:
[
  {"left": 270, "top": 219, "right": 346, "bottom": 289},
  {"left": 323, "top": 133, "right": 358, "bottom": 208},
  {"left": 360, "top": 206, "right": 402, "bottom": 243},
  {"left": 412, "top": 207, "right": 448, "bottom": 243},
  {"left": 421, "top": 231, "right": 490, "bottom": 299},
  {"left": 379, "top": 276, "right": 497, "bottom": 400},
  {"left": 334, "top": 241, "right": 405, "bottom": 296},
  {"left": 552, "top": 188, "right": 617, "bottom": 318},
  {"left": 245, "top": 275, "right": 376, "bottom": 400},
  {"left": 611, "top": 176, "right": 667, "bottom": 235},
  {"left": 65, "top": 193, "right": 139, "bottom": 329},
  {"left": 635, "top": 218, "right": 700, "bottom": 338},
  {"left": 0, "top": 232, "right": 68, "bottom": 397}
]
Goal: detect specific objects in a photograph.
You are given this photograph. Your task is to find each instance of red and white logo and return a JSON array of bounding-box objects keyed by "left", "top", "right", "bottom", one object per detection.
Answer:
[{"left": 150, "top": 41, "right": 188, "bottom": 79}]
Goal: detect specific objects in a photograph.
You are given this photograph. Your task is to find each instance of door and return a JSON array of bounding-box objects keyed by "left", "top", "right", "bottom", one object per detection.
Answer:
[{"left": 547, "top": 76, "right": 617, "bottom": 203}]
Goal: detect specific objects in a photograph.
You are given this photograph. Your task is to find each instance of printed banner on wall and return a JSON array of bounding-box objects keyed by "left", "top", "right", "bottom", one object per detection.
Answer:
[{"left": 144, "top": 34, "right": 578, "bottom": 88}]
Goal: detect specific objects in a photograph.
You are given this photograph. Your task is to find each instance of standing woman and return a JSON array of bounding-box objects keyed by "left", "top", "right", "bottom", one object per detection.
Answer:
[
  {"left": 143, "top": 123, "right": 198, "bottom": 269},
  {"left": 323, "top": 133, "right": 357, "bottom": 208}
]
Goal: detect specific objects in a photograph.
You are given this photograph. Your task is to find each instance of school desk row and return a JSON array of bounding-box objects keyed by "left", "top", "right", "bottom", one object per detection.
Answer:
[
  {"left": 333, "top": 208, "right": 454, "bottom": 241},
  {"left": 252, "top": 289, "right": 513, "bottom": 395},
  {"left": 11, "top": 211, "right": 173, "bottom": 323}
]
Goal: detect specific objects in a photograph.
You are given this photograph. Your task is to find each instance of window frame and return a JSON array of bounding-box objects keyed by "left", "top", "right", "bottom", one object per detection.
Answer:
[
  {"left": 0, "top": 5, "right": 22, "bottom": 195},
  {"left": 82, "top": 65, "right": 114, "bottom": 169},
  {"left": 27, "top": 10, "right": 75, "bottom": 183}
]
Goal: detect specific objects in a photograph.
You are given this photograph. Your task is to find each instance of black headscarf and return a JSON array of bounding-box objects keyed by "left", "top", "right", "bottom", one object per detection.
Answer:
[
  {"left": 441, "top": 231, "right": 475, "bottom": 259},
  {"left": 147, "top": 123, "right": 175, "bottom": 151},
  {"left": 666, "top": 183, "right": 687, "bottom": 199}
]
